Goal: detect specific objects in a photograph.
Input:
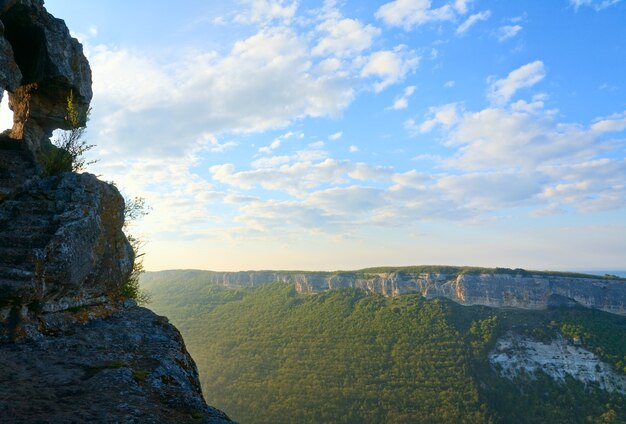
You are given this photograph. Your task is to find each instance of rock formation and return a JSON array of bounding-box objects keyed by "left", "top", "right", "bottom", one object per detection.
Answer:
[
  {"left": 489, "top": 333, "right": 626, "bottom": 394},
  {"left": 182, "top": 268, "right": 626, "bottom": 316},
  {"left": 0, "top": 1, "right": 231, "bottom": 422}
]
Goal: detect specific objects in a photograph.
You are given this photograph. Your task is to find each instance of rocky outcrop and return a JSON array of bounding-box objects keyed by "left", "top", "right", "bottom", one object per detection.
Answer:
[
  {"left": 190, "top": 269, "right": 626, "bottom": 316},
  {"left": 1, "top": 0, "right": 92, "bottom": 157},
  {"left": 0, "top": 0, "right": 132, "bottom": 333},
  {"left": 490, "top": 333, "right": 626, "bottom": 393},
  {"left": 0, "top": 1, "right": 232, "bottom": 421},
  {"left": 0, "top": 303, "right": 231, "bottom": 423},
  {"left": 0, "top": 172, "right": 133, "bottom": 318},
  {"left": 0, "top": 0, "right": 123, "bottom": 342}
]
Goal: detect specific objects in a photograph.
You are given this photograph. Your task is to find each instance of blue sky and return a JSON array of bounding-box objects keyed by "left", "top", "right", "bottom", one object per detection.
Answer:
[{"left": 4, "top": 0, "right": 624, "bottom": 271}]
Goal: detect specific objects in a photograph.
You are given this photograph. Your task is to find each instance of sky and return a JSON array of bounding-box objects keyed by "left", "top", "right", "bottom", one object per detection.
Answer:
[{"left": 2, "top": 0, "right": 625, "bottom": 272}]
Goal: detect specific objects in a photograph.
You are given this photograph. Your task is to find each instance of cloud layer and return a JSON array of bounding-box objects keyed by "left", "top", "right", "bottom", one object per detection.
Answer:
[{"left": 72, "top": 1, "right": 626, "bottom": 270}]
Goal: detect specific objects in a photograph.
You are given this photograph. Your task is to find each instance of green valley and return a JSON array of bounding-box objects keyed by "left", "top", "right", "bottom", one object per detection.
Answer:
[{"left": 142, "top": 270, "right": 626, "bottom": 423}]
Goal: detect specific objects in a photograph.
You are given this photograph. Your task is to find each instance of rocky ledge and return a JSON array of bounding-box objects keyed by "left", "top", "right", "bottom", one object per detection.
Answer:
[{"left": 0, "top": 304, "right": 231, "bottom": 423}]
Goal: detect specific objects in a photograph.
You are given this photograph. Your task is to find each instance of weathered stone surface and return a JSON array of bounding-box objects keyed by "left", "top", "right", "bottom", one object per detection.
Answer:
[
  {"left": 0, "top": 172, "right": 133, "bottom": 318},
  {"left": 0, "top": 0, "right": 92, "bottom": 156},
  {"left": 0, "top": 305, "right": 233, "bottom": 423},
  {"left": 490, "top": 333, "right": 626, "bottom": 393},
  {"left": 0, "top": 2, "right": 233, "bottom": 421},
  {"left": 189, "top": 270, "right": 626, "bottom": 316},
  {"left": 0, "top": 18, "right": 21, "bottom": 96},
  {"left": 0, "top": 134, "right": 37, "bottom": 200}
]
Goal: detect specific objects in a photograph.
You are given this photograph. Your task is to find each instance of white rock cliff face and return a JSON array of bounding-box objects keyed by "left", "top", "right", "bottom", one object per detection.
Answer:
[
  {"left": 489, "top": 334, "right": 626, "bottom": 393},
  {"left": 200, "top": 271, "right": 626, "bottom": 316}
]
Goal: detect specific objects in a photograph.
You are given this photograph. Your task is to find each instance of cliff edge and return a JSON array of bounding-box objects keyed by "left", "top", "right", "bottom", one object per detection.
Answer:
[
  {"left": 0, "top": 1, "right": 231, "bottom": 422},
  {"left": 152, "top": 267, "right": 626, "bottom": 316}
]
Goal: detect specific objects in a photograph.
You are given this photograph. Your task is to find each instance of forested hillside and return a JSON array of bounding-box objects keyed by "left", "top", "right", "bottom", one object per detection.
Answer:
[{"left": 142, "top": 271, "right": 626, "bottom": 423}]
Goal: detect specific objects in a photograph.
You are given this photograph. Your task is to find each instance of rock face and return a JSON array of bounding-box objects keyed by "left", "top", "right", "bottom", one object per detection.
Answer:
[
  {"left": 0, "top": 2, "right": 232, "bottom": 422},
  {"left": 490, "top": 333, "right": 626, "bottom": 393},
  {"left": 0, "top": 304, "right": 232, "bottom": 423},
  {"left": 0, "top": 0, "right": 131, "bottom": 336},
  {"left": 1, "top": 0, "right": 92, "bottom": 157},
  {"left": 0, "top": 171, "right": 133, "bottom": 317},
  {"left": 195, "top": 269, "right": 626, "bottom": 316}
]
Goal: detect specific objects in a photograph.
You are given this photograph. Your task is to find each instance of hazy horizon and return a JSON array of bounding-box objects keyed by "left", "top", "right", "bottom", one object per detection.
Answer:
[
  {"left": 3, "top": 0, "right": 624, "bottom": 272},
  {"left": 142, "top": 265, "right": 626, "bottom": 278}
]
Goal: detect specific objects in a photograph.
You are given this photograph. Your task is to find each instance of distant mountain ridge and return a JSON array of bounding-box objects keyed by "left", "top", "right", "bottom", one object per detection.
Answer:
[{"left": 143, "top": 266, "right": 626, "bottom": 316}]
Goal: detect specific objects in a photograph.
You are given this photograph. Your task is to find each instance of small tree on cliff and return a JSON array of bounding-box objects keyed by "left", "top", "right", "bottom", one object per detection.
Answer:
[
  {"left": 119, "top": 196, "right": 151, "bottom": 305},
  {"left": 43, "top": 90, "right": 95, "bottom": 175}
]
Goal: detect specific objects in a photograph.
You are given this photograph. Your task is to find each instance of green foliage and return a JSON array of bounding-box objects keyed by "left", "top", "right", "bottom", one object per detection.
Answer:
[
  {"left": 43, "top": 90, "right": 95, "bottom": 176},
  {"left": 141, "top": 272, "right": 626, "bottom": 424},
  {"left": 119, "top": 196, "right": 151, "bottom": 305},
  {"left": 41, "top": 145, "right": 73, "bottom": 176},
  {"left": 132, "top": 369, "right": 149, "bottom": 382}
]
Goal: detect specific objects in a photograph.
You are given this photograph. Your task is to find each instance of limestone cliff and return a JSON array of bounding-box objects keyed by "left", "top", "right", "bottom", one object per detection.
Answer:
[
  {"left": 0, "top": 1, "right": 231, "bottom": 422},
  {"left": 176, "top": 268, "right": 626, "bottom": 316},
  {"left": 490, "top": 333, "right": 626, "bottom": 394}
]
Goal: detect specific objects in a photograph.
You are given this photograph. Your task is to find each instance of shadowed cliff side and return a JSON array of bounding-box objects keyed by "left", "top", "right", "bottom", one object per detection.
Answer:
[{"left": 0, "top": 1, "right": 232, "bottom": 422}]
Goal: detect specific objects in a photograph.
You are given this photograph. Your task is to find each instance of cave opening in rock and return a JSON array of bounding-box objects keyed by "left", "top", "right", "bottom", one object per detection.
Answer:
[
  {"left": 2, "top": 6, "right": 47, "bottom": 84},
  {"left": 0, "top": 91, "right": 13, "bottom": 132}
]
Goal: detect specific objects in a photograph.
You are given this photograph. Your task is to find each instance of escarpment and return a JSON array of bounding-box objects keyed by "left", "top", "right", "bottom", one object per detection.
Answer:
[
  {"left": 0, "top": 1, "right": 231, "bottom": 422},
  {"left": 173, "top": 268, "right": 626, "bottom": 316}
]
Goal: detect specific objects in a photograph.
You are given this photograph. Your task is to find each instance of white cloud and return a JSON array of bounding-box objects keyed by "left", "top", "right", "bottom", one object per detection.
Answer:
[
  {"left": 456, "top": 10, "right": 491, "bottom": 35},
  {"left": 210, "top": 159, "right": 353, "bottom": 195},
  {"left": 313, "top": 17, "right": 380, "bottom": 57},
  {"left": 88, "top": 28, "right": 357, "bottom": 161},
  {"left": 497, "top": 24, "right": 523, "bottom": 42},
  {"left": 391, "top": 169, "right": 433, "bottom": 187},
  {"left": 540, "top": 159, "right": 626, "bottom": 212},
  {"left": 91, "top": 155, "right": 225, "bottom": 242},
  {"left": 348, "top": 163, "right": 393, "bottom": 180},
  {"left": 329, "top": 131, "right": 343, "bottom": 141},
  {"left": 413, "top": 96, "right": 626, "bottom": 215},
  {"left": 404, "top": 85, "right": 417, "bottom": 97},
  {"left": 487, "top": 60, "right": 546, "bottom": 105},
  {"left": 570, "top": 0, "right": 622, "bottom": 11},
  {"left": 443, "top": 106, "right": 601, "bottom": 171},
  {"left": 392, "top": 98, "right": 409, "bottom": 110},
  {"left": 78, "top": 0, "right": 626, "bottom": 251},
  {"left": 258, "top": 131, "right": 299, "bottom": 154},
  {"left": 205, "top": 91, "right": 626, "bottom": 236},
  {"left": 258, "top": 139, "right": 281, "bottom": 154},
  {"left": 418, "top": 103, "right": 459, "bottom": 133},
  {"left": 438, "top": 172, "right": 544, "bottom": 209},
  {"left": 591, "top": 111, "right": 626, "bottom": 133},
  {"left": 390, "top": 85, "right": 417, "bottom": 110},
  {"left": 454, "top": 0, "right": 472, "bottom": 14},
  {"left": 210, "top": 158, "right": 394, "bottom": 197},
  {"left": 361, "top": 47, "right": 419, "bottom": 92},
  {"left": 444, "top": 80, "right": 455, "bottom": 88},
  {"left": 307, "top": 186, "right": 385, "bottom": 215},
  {"left": 234, "top": 0, "right": 298, "bottom": 24},
  {"left": 375, "top": 0, "right": 458, "bottom": 30},
  {"left": 251, "top": 155, "right": 291, "bottom": 168},
  {"left": 202, "top": 134, "right": 239, "bottom": 153}
]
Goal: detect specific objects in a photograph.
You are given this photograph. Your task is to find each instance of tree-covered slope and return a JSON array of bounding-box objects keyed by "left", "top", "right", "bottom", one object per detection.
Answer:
[{"left": 142, "top": 271, "right": 626, "bottom": 424}]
